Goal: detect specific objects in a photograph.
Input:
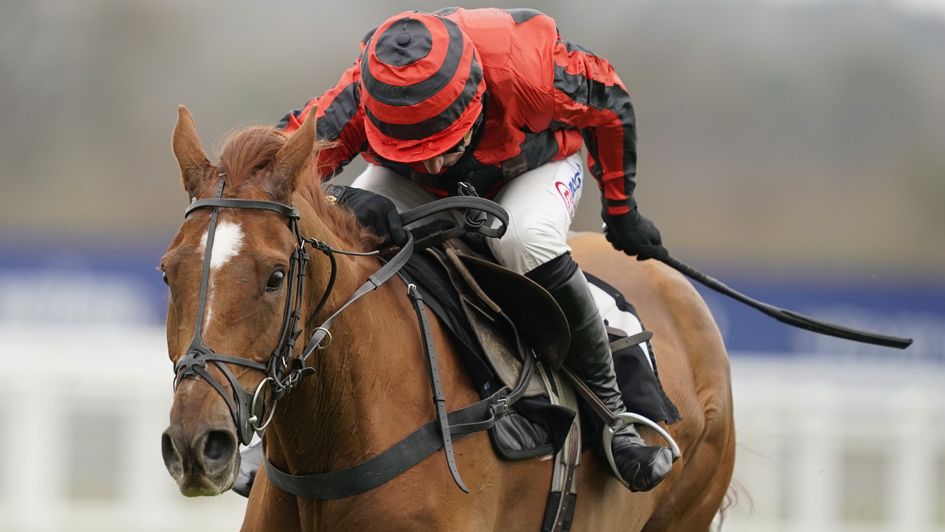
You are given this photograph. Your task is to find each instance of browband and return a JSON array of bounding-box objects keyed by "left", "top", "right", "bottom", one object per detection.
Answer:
[{"left": 186, "top": 198, "right": 299, "bottom": 219}]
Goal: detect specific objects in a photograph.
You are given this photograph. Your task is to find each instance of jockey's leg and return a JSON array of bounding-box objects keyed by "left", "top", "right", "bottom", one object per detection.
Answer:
[
  {"left": 485, "top": 154, "right": 584, "bottom": 275},
  {"left": 531, "top": 257, "right": 673, "bottom": 492},
  {"left": 487, "top": 154, "right": 672, "bottom": 492}
]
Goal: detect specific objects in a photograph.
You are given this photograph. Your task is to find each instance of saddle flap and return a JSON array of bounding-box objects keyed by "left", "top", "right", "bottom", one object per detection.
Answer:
[
  {"left": 422, "top": 247, "right": 545, "bottom": 397},
  {"left": 452, "top": 251, "right": 570, "bottom": 369}
]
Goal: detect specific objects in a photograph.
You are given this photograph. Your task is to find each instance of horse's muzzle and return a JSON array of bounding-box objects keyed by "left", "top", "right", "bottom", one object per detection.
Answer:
[{"left": 161, "top": 425, "right": 240, "bottom": 496}]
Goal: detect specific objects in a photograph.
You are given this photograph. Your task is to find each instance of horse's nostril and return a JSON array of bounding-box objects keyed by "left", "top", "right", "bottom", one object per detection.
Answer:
[
  {"left": 161, "top": 431, "right": 184, "bottom": 479},
  {"left": 162, "top": 432, "right": 177, "bottom": 462},
  {"left": 203, "top": 430, "right": 236, "bottom": 465}
]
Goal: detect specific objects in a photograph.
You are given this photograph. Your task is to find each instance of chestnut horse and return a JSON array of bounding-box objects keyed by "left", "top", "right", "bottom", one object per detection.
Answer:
[{"left": 160, "top": 106, "right": 735, "bottom": 531}]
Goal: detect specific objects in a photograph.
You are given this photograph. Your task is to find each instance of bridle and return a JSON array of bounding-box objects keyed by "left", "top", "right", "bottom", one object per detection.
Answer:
[
  {"left": 170, "top": 178, "right": 510, "bottom": 448},
  {"left": 172, "top": 181, "right": 344, "bottom": 445},
  {"left": 169, "top": 175, "right": 542, "bottom": 498}
]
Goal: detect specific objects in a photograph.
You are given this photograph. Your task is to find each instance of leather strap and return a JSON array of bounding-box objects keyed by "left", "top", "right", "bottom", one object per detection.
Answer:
[
  {"left": 260, "top": 194, "right": 521, "bottom": 499},
  {"left": 608, "top": 330, "right": 654, "bottom": 353},
  {"left": 186, "top": 198, "right": 299, "bottom": 219},
  {"left": 550, "top": 424, "right": 580, "bottom": 532},
  {"left": 559, "top": 365, "right": 618, "bottom": 426},
  {"left": 409, "top": 284, "right": 468, "bottom": 493},
  {"left": 400, "top": 195, "right": 510, "bottom": 249},
  {"left": 176, "top": 183, "right": 310, "bottom": 444},
  {"left": 299, "top": 195, "right": 509, "bottom": 361},
  {"left": 538, "top": 364, "right": 580, "bottom": 532},
  {"left": 299, "top": 231, "right": 415, "bottom": 361},
  {"left": 263, "top": 388, "right": 510, "bottom": 500},
  {"left": 399, "top": 195, "right": 509, "bottom": 235}
]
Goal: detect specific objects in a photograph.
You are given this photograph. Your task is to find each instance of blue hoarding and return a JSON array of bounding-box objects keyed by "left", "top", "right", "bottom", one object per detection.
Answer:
[{"left": 2, "top": 242, "right": 942, "bottom": 363}]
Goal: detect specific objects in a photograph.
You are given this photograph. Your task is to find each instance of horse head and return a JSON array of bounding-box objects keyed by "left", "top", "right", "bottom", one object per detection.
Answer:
[{"left": 160, "top": 105, "right": 316, "bottom": 496}]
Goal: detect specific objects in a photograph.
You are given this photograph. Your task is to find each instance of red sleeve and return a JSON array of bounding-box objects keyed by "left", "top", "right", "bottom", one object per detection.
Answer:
[
  {"left": 277, "top": 62, "right": 366, "bottom": 181},
  {"left": 551, "top": 39, "right": 638, "bottom": 216}
]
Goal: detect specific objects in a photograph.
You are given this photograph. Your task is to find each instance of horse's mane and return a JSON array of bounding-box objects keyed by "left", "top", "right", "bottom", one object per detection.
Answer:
[{"left": 217, "top": 126, "right": 382, "bottom": 250}]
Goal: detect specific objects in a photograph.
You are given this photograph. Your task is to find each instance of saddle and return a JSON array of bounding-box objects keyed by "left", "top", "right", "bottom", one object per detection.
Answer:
[
  {"left": 234, "top": 196, "right": 679, "bottom": 531},
  {"left": 401, "top": 240, "right": 680, "bottom": 458},
  {"left": 399, "top": 236, "right": 680, "bottom": 529}
]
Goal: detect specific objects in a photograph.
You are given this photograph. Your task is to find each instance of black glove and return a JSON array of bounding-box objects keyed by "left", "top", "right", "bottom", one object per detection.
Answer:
[
  {"left": 603, "top": 209, "right": 668, "bottom": 261},
  {"left": 327, "top": 185, "right": 408, "bottom": 247}
]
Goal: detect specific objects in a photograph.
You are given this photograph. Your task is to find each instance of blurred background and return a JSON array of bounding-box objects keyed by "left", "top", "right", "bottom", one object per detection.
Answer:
[{"left": 1, "top": 0, "right": 943, "bottom": 530}]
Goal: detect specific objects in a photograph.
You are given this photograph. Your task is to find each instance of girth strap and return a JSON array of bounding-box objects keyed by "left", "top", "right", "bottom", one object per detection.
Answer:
[{"left": 263, "top": 388, "right": 510, "bottom": 500}]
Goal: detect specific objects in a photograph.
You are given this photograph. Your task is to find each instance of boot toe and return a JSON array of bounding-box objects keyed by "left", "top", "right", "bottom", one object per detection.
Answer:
[{"left": 612, "top": 437, "right": 673, "bottom": 492}]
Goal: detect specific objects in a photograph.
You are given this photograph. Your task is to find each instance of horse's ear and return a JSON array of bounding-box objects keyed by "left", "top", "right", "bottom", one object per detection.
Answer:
[
  {"left": 172, "top": 105, "right": 212, "bottom": 196},
  {"left": 273, "top": 106, "right": 317, "bottom": 195}
]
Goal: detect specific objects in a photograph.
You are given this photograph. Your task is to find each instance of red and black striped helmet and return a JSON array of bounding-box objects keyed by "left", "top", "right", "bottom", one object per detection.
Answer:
[{"left": 360, "top": 12, "right": 485, "bottom": 163}]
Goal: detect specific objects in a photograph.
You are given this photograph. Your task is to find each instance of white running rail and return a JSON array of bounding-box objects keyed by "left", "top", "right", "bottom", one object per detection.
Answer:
[{"left": 1, "top": 328, "right": 943, "bottom": 532}]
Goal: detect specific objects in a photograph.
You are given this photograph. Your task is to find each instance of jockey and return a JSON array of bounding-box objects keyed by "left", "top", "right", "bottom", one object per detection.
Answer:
[{"left": 278, "top": 8, "right": 672, "bottom": 492}]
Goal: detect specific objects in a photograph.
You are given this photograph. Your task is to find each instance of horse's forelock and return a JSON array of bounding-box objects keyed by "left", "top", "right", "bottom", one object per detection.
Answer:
[
  {"left": 215, "top": 126, "right": 384, "bottom": 250},
  {"left": 217, "top": 127, "right": 288, "bottom": 194}
]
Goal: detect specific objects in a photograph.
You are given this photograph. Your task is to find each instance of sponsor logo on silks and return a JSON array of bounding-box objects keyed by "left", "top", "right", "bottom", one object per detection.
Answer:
[{"left": 553, "top": 169, "right": 583, "bottom": 217}]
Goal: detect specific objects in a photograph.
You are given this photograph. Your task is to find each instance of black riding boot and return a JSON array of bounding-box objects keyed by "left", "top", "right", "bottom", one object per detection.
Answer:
[{"left": 531, "top": 258, "right": 673, "bottom": 492}]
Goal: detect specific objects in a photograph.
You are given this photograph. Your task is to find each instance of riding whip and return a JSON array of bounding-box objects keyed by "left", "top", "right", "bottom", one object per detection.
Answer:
[{"left": 659, "top": 254, "right": 913, "bottom": 349}]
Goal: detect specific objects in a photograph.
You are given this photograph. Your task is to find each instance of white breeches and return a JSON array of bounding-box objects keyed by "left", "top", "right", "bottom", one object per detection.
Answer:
[{"left": 351, "top": 153, "right": 585, "bottom": 274}]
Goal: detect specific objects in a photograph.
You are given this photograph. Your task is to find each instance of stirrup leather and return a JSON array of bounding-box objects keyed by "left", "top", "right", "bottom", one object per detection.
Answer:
[{"left": 601, "top": 412, "right": 682, "bottom": 489}]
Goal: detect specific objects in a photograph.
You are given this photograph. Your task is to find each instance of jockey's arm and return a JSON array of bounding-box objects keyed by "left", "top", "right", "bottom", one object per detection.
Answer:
[
  {"left": 277, "top": 62, "right": 367, "bottom": 181},
  {"left": 550, "top": 38, "right": 638, "bottom": 217},
  {"left": 549, "top": 38, "right": 666, "bottom": 261}
]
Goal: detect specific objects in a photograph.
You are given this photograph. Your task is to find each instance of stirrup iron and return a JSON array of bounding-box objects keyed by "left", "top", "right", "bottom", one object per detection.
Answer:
[{"left": 602, "top": 412, "right": 681, "bottom": 489}]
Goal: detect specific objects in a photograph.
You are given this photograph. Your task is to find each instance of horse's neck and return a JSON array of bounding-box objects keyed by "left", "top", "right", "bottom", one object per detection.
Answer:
[{"left": 264, "top": 194, "right": 438, "bottom": 476}]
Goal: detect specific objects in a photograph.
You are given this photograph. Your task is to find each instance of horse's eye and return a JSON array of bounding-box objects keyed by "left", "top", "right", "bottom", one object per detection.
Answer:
[
  {"left": 266, "top": 270, "right": 285, "bottom": 292},
  {"left": 162, "top": 271, "right": 169, "bottom": 285}
]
